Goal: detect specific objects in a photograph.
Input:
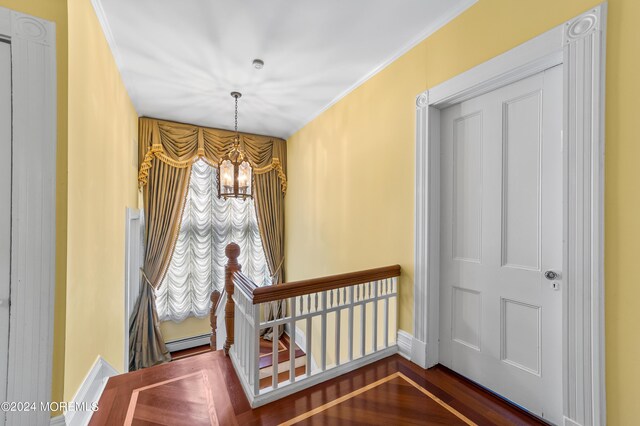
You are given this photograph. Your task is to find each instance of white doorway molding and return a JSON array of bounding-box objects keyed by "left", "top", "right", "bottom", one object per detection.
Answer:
[
  {"left": 124, "top": 207, "right": 144, "bottom": 372},
  {"left": 0, "top": 7, "right": 57, "bottom": 426},
  {"left": 413, "top": 4, "right": 606, "bottom": 426}
]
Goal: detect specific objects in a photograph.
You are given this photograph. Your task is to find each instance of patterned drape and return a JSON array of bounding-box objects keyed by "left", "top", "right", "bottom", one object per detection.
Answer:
[
  {"left": 156, "top": 160, "right": 270, "bottom": 322},
  {"left": 131, "top": 117, "right": 287, "bottom": 369},
  {"left": 138, "top": 118, "right": 287, "bottom": 192}
]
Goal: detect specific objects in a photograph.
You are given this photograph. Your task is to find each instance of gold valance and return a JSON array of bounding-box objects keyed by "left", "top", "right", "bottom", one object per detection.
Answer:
[{"left": 138, "top": 117, "right": 287, "bottom": 193}]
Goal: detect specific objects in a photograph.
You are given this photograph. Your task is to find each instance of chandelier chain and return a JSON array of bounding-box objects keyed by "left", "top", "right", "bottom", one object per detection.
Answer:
[{"left": 234, "top": 96, "right": 238, "bottom": 134}]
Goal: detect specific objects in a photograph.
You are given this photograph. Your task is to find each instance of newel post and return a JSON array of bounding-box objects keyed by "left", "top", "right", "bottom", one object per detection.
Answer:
[{"left": 223, "top": 242, "right": 241, "bottom": 355}]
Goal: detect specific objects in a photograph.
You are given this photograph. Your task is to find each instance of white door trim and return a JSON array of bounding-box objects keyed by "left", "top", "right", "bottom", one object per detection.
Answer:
[
  {"left": 0, "top": 7, "right": 57, "bottom": 426},
  {"left": 413, "top": 4, "right": 606, "bottom": 426},
  {"left": 124, "top": 208, "right": 143, "bottom": 372}
]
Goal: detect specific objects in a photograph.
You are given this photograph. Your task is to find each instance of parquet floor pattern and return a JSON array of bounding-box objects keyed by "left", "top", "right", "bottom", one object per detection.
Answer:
[{"left": 90, "top": 352, "right": 547, "bottom": 426}]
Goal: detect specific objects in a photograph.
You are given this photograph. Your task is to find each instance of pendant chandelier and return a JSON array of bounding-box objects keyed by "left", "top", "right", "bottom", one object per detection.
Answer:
[{"left": 218, "top": 91, "right": 253, "bottom": 199}]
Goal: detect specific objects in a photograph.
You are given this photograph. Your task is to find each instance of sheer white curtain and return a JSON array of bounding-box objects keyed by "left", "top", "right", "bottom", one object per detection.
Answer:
[{"left": 156, "top": 159, "right": 270, "bottom": 322}]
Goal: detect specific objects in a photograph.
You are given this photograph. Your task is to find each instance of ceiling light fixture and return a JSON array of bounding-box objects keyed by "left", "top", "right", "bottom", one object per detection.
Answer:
[
  {"left": 218, "top": 91, "right": 253, "bottom": 200},
  {"left": 252, "top": 58, "right": 264, "bottom": 69}
]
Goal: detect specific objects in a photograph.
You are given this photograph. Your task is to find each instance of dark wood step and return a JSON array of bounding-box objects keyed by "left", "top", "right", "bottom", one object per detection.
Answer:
[{"left": 258, "top": 334, "right": 305, "bottom": 369}]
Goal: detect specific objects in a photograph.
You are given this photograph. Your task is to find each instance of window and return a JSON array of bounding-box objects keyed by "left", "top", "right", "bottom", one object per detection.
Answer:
[{"left": 155, "top": 159, "right": 270, "bottom": 322}]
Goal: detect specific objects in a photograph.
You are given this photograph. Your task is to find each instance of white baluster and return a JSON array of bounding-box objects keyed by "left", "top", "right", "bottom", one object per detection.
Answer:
[
  {"left": 272, "top": 321, "right": 279, "bottom": 389},
  {"left": 253, "top": 305, "right": 260, "bottom": 396},
  {"left": 238, "top": 297, "right": 243, "bottom": 370},
  {"left": 289, "top": 297, "right": 296, "bottom": 383},
  {"left": 335, "top": 306, "right": 341, "bottom": 367},
  {"left": 248, "top": 301, "right": 254, "bottom": 389},
  {"left": 235, "top": 297, "right": 240, "bottom": 359},
  {"left": 348, "top": 286, "right": 354, "bottom": 362},
  {"left": 384, "top": 280, "right": 389, "bottom": 348},
  {"left": 246, "top": 298, "right": 250, "bottom": 373},
  {"left": 242, "top": 298, "right": 246, "bottom": 371},
  {"left": 321, "top": 291, "right": 327, "bottom": 372},
  {"left": 306, "top": 316, "right": 312, "bottom": 376},
  {"left": 372, "top": 280, "right": 378, "bottom": 352},
  {"left": 361, "top": 295, "right": 366, "bottom": 357}
]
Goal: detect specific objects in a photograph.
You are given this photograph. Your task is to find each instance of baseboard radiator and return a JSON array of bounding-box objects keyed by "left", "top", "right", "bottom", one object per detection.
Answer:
[{"left": 212, "top": 243, "right": 401, "bottom": 407}]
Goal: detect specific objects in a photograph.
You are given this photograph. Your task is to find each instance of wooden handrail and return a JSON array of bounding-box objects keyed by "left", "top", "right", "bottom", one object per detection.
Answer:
[
  {"left": 210, "top": 242, "right": 401, "bottom": 357},
  {"left": 234, "top": 271, "right": 258, "bottom": 297},
  {"left": 213, "top": 287, "right": 226, "bottom": 314},
  {"left": 251, "top": 265, "right": 401, "bottom": 304}
]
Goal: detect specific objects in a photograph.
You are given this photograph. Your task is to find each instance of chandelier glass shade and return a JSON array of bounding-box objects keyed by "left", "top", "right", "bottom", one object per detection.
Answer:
[{"left": 218, "top": 92, "right": 253, "bottom": 199}]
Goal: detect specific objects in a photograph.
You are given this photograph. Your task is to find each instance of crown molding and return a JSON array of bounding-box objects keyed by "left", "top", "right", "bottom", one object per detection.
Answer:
[
  {"left": 286, "top": 0, "right": 478, "bottom": 137},
  {"left": 89, "top": 0, "right": 139, "bottom": 114}
]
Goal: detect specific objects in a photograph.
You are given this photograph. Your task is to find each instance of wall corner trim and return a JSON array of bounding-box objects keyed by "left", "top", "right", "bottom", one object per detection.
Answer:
[{"left": 64, "top": 356, "right": 118, "bottom": 426}]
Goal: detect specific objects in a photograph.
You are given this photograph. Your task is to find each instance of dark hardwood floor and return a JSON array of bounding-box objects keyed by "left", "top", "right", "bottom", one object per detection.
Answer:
[{"left": 90, "top": 351, "right": 547, "bottom": 426}]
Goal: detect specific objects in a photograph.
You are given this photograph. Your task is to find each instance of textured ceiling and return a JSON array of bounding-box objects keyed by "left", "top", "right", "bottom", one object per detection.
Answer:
[{"left": 95, "top": 0, "right": 476, "bottom": 138}]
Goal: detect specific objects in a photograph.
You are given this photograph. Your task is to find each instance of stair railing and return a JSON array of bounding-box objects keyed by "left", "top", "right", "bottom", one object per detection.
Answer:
[{"left": 212, "top": 243, "right": 401, "bottom": 407}]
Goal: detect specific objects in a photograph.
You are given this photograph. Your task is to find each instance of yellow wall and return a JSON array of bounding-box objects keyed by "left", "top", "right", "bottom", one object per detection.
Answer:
[
  {"left": 286, "top": 42, "right": 424, "bottom": 332},
  {"left": 64, "top": 0, "right": 138, "bottom": 401},
  {"left": 160, "top": 317, "right": 212, "bottom": 342},
  {"left": 0, "top": 0, "right": 68, "bottom": 412},
  {"left": 285, "top": 0, "right": 640, "bottom": 424}
]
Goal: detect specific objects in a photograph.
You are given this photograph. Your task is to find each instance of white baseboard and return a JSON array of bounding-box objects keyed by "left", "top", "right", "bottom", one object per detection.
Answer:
[
  {"left": 165, "top": 333, "right": 211, "bottom": 352},
  {"left": 564, "top": 417, "right": 582, "bottom": 426},
  {"left": 65, "top": 356, "right": 118, "bottom": 426},
  {"left": 397, "top": 330, "right": 413, "bottom": 361},
  {"left": 50, "top": 415, "right": 66, "bottom": 425},
  {"left": 410, "top": 337, "right": 428, "bottom": 368},
  {"left": 397, "top": 330, "right": 431, "bottom": 368}
]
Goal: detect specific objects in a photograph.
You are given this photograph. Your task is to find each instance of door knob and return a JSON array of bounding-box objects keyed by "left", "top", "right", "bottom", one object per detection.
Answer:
[{"left": 544, "top": 270, "right": 559, "bottom": 280}]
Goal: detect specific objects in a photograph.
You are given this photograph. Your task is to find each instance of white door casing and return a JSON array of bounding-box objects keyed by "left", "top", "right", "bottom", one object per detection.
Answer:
[
  {"left": 0, "top": 38, "right": 11, "bottom": 426},
  {"left": 413, "top": 5, "right": 606, "bottom": 426},
  {"left": 0, "top": 7, "right": 57, "bottom": 426},
  {"left": 124, "top": 208, "right": 144, "bottom": 371},
  {"left": 438, "top": 66, "right": 563, "bottom": 423}
]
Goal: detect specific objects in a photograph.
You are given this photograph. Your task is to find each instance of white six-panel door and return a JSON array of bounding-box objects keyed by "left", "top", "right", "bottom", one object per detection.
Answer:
[
  {"left": 439, "top": 65, "right": 563, "bottom": 424},
  {"left": 0, "top": 39, "right": 11, "bottom": 426}
]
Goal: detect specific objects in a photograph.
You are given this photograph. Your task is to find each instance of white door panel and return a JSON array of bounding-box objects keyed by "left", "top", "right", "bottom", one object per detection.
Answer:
[
  {"left": 439, "top": 65, "right": 563, "bottom": 424},
  {"left": 0, "top": 39, "right": 11, "bottom": 424}
]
